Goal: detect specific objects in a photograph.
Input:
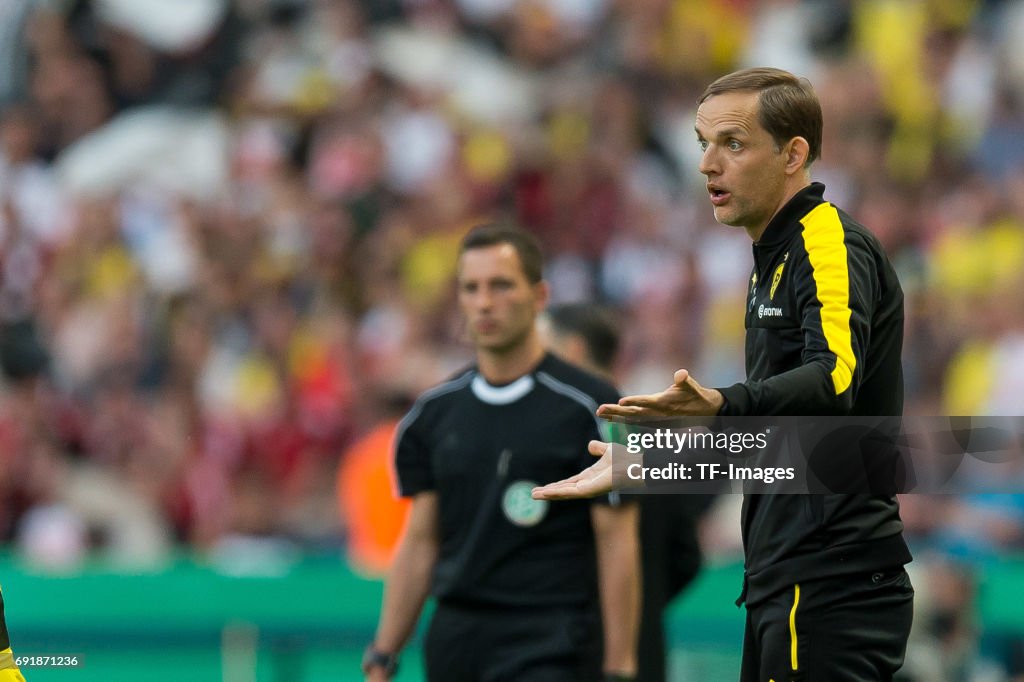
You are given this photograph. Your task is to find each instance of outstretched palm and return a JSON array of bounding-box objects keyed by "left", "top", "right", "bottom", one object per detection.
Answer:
[
  {"left": 532, "top": 440, "right": 616, "bottom": 500},
  {"left": 534, "top": 369, "right": 723, "bottom": 501},
  {"left": 597, "top": 369, "right": 723, "bottom": 419}
]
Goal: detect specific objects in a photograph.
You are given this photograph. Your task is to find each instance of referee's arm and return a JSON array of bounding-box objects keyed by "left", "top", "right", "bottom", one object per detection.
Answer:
[
  {"left": 592, "top": 501, "right": 640, "bottom": 677},
  {"left": 367, "top": 492, "right": 439, "bottom": 679}
]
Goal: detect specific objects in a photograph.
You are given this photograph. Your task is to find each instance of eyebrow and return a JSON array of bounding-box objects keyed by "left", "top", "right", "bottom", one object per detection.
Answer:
[{"left": 694, "top": 126, "right": 747, "bottom": 140}]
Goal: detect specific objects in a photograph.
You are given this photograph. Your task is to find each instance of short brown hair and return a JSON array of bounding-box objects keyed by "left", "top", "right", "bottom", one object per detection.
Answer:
[
  {"left": 459, "top": 223, "right": 544, "bottom": 284},
  {"left": 699, "top": 67, "right": 822, "bottom": 165},
  {"left": 546, "top": 303, "right": 620, "bottom": 371}
]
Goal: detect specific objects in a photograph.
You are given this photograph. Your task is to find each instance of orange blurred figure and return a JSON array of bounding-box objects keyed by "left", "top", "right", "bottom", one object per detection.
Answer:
[{"left": 337, "top": 419, "right": 410, "bottom": 576}]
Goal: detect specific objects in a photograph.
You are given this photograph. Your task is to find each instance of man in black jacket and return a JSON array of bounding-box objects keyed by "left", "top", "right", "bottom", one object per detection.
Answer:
[
  {"left": 542, "top": 303, "right": 716, "bottom": 682},
  {"left": 534, "top": 68, "right": 914, "bottom": 682}
]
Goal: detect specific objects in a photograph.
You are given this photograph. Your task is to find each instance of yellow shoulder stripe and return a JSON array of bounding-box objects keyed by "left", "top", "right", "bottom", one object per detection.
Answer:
[{"left": 800, "top": 203, "right": 855, "bottom": 395}]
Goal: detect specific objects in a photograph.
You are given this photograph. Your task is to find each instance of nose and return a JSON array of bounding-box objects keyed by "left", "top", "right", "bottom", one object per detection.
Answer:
[
  {"left": 699, "top": 145, "right": 719, "bottom": 177},
  {"left": 471, "top": 287, "right": 494, "bottom": 311}
]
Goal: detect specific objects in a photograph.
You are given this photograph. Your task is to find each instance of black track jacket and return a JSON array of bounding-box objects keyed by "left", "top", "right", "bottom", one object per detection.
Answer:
[{"left": 716, "top": 182, "right": 912, "bottom": 607}]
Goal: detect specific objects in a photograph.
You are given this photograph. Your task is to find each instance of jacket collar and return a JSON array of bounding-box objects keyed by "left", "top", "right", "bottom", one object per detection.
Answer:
[{"left": 755, "top": 182, "right": 827, "bottom": 246}]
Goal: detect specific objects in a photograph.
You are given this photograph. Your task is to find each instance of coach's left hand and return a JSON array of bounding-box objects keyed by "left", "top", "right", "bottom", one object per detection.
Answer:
[{"left": 597, "top": 369, "right": 723, "bottom": 419}]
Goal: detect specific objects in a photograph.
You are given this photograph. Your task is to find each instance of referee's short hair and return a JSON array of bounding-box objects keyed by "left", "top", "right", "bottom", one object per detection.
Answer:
[
  {"left": 546, "top": 303, "right": 621, "bottom": 372},
  {"left": 459, "top": 223, "right": 544, "bottom": 284}
]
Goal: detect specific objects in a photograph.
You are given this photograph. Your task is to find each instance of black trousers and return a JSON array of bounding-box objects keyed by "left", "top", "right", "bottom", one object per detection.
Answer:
[
  {"left": 740, "top": 568, "right": 914, "bottom": 682},
  {"left": 637, "top": 494, "right": 708, "bottom": 682},
  {"left": 425, "top": 601, "right": 602, "bottom": 682}
]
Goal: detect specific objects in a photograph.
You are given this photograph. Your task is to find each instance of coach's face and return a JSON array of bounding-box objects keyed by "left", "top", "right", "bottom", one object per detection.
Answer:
[
  {"left": 696, "top": 90, "right": 801, "bottom": 240},
  {"left": 458, "top": 244, "right": 548, "bottom": 353}
]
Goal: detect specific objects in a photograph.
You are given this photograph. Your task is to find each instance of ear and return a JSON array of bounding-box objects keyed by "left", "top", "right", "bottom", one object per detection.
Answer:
[
  {"left": 533, "top": 280, "right": 550, "bottom": 312},
  {"left": 783, "top": 137, "right": 810, "bottom": 176}
]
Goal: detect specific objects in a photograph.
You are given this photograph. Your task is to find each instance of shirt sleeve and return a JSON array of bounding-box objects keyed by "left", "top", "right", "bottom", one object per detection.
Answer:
[
  {"left": 393, "top": 406, "right": 434, "bottom": 497},
  {"left": 718, "top": 230, "right": 877, "bottom": 416}
]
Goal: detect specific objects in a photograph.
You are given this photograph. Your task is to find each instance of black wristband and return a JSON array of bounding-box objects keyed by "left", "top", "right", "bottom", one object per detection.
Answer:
[{"left": 361, "top": 646, "right": 399, "bottom": 678}]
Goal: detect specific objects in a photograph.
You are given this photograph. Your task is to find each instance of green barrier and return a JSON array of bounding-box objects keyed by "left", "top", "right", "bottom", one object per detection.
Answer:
[
  {"left": 3, "top": 556, "right": 383, "bottom": 634},
  {"left": 1, "top": 555, "right": 394, "bottom": 681},
  {"left": 665, "top": 560, "right": 745, "bottom": 646},
  {"left": 1, "top": 554, "right": 1022, "bottom": 681}
]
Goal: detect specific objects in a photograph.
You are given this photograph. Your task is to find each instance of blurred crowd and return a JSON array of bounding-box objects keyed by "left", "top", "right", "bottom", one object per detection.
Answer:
[{"left": 2, "top": 0, "right": 1024, "bottom": 675}]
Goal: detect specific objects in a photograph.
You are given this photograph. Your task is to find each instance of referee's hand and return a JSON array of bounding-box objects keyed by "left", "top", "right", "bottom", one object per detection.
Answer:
[{"left": 532, "top": 440, "right": 614, "bottom": 500}]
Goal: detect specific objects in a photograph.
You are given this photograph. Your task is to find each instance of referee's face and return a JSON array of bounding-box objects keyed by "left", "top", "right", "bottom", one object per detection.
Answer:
[{"left": 457, "top": 244, "right": 547, "bottom": 353}]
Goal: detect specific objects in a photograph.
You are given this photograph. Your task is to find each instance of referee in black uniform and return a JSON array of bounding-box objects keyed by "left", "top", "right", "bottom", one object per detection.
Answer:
[
  {"left": 363, "top": 224, "right": 640, "bottom": 681},
  {"left": 535, "top": 68, "right": 914, "bottom": 681}
]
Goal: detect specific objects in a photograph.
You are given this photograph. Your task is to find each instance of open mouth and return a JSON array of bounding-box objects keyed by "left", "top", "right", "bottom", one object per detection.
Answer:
[{"left": 709, "top": 187, "right": 730, "bottom": 205}]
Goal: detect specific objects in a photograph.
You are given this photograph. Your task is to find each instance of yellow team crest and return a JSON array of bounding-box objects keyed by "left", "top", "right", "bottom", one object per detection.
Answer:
[{"left": 769, "top": 262, "right": 785, "bottom": 300}]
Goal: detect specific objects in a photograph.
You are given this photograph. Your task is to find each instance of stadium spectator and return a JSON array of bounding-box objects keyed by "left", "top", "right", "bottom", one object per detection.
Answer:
[{"left": 335, "top": 393, "right": 411, "bottom": 576}]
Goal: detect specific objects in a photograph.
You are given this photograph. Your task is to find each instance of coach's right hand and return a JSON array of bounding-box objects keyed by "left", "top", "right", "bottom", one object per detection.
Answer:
[
  {"left": 532, "top": 440, "right": 614, "bottom": 500},
  {"left": 597, "top": 369, "right": 723, "bottom": 419}
]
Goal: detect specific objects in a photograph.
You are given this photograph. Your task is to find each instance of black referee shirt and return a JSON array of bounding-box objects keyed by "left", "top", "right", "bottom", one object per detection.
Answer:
[{"left": 395, "top": 353, "right": 620, "bottom": 609}]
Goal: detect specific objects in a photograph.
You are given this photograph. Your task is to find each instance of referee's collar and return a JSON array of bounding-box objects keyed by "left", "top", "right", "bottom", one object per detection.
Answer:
[
  {"left": 755, "top": 182, "right": 827, "bottom": 247},
  {"left": 471, "top": 373, "right": 535, "bottom": 404}
]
